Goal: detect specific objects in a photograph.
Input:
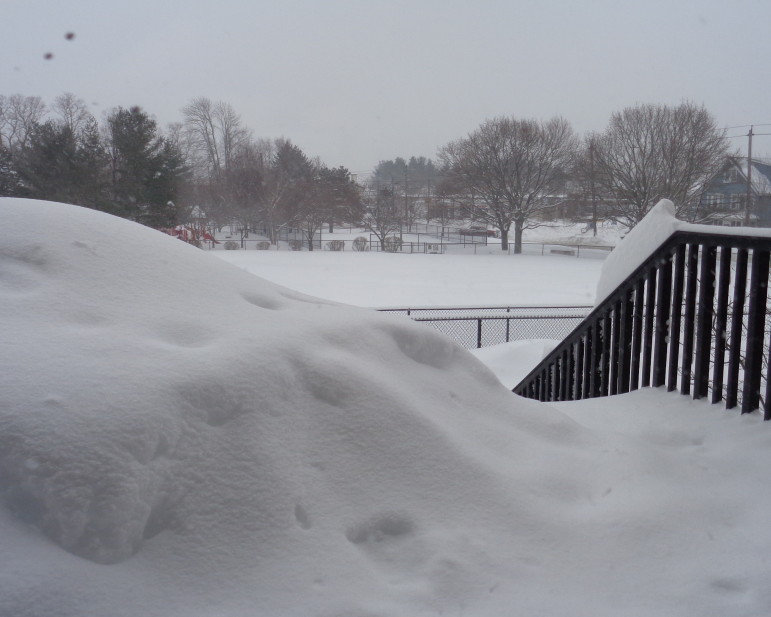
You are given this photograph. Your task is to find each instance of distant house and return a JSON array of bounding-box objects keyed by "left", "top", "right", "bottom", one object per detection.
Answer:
[{"left": 695, "top": 157, "right": 771, "bottom": 227}]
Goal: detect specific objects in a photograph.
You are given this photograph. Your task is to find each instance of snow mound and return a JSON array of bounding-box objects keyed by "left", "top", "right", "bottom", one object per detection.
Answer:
[{"left": 0, "top": 199, "right": 591, "bottom": 615}]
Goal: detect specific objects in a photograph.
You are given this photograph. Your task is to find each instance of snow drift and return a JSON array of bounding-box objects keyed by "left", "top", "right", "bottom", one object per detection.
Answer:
[{"left": 3, "top": 198, "right": 771, "bottom": 617}]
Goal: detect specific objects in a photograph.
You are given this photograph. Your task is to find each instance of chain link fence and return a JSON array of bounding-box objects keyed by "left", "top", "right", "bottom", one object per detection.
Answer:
[{"left": 379, "top": 306, "right": 593, "bottom": 349}]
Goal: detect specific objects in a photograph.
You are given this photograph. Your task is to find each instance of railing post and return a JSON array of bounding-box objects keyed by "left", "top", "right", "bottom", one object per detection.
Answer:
[
  {"left": 693, "top": 244, "right": 717, "bottom": 399},
  {"left": 711, "top": 245, "right": 732, "bottom": 404},
  {"left": 477, "top": 319, "right": 482, "bottom": 349},
  {"left": 600, "top": 312, "right": 612, "bottom": 396},
  {"left": 575, "top": 335, "right": 585, "bottom": 400},
  {"left": 583, "top": 325, "right": 594, "bottom": 398},
  {"left": 680, "top": 244, "right": 699, "bottom": 395},
  {"left": 652, "top": 252, "right": 673, "bottom": 388},
  {"left": 741, "top": 249, "right": 770, "bottom": 413},
  {"left": 629, "top": 278, "right": 645, "bottom": 391},
  {"left": 617, "top": 288, "right": 634, "bottom": 394},
  {"left": 641, "top": 267, "right": 657, "bottom": 387},
  {"left": 667, "top": 244, "right": 686, "bottom": 391},
  {"left": 610, "top": 300, "right": 621, "bottom": 395},
  {"left": 726, "top": 248, "right": 748, "bottom": 409}
]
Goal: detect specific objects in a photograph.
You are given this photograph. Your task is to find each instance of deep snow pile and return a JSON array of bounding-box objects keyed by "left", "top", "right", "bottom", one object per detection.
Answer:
[{"left": 3, "top": 198, "right": 771, "bottom": 617}]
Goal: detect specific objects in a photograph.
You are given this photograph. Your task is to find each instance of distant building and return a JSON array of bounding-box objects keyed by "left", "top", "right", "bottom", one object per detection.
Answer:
[{"left": 695, "top": 157, "right": 771, "bottom": 227}]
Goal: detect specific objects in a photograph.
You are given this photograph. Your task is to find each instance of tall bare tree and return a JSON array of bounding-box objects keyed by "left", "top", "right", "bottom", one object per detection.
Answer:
[
  {"left": 361, "top": 183, "right": 401, "bottom": 249},
  {"left": 439, "top": 116, "right": 578, "bottom": 252},
  {"left": 182, "top": 97, "right": 251, "bottom": 220},
  {"left": 591, "top": 102, "right": 730, "bottom": 228},
  {"left": 52, "top": 93, "right": 91, "bottom": 135},
  {"left": 0, "top": 94, "right": 47, "bottom": 151}
]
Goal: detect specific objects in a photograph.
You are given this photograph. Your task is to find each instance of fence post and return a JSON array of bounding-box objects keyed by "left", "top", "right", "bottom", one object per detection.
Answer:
[{"left": 477, "top": 319, "right": 483, "bottom": 349}]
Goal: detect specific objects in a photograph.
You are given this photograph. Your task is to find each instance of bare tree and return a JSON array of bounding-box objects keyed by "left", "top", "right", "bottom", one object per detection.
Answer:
[
  {"left": 591, "top": 102, "right": 730, "bottom": 228},
  {"left": 0, "top": 94, "right": 47, "bottom": 151},
  {"left": 182, "top": 97, "right": 251, "bottom": 220},
  {"left": 361, "top": 183, "right": 401, "bottom": 249},
  {"left": 52, "top": 92, "right": 91, "bottom": 135},
  {"left": 439, "top": 116, "right": 578, "bottom": 252}
]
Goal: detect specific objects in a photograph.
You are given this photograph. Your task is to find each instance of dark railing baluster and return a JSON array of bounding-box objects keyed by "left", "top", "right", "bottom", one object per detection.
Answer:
[
  {"left": 575, "top": 335, "right": 585, "bottom": 400},
  {"left": 652, "top": 252, "right": 673, "bottom": 387},
  {"left": 618, "top": 288, "right": 634, "bottom": 394},
  {"left": 680, "top": 244, "right": 699, "bottom": 395},
  {"left": 590, "top": 320, "right": 601, "bottom": 397},
  {"left": 742, "top": 250, "right": 770, "bottom": 413},
  {"left": 726, "top": 248, "right": 748, "bottom": 409},
  {"left": 693, "top": 245, "right": 717, "bottom": 399},
  {"left": 667, "top": 244, "right": 686, "bottom": 391},
  {"left": 629, "top": 278, "right": 645, "bottom": 391},
  {"left": 567, "top": 343, "right": 576, "bottom": 401},
  {"left": 610, "top": 300, "right": 621, "bottom": 395},
  {"left": 600, "top": 313, "right": 612, "bottom": 396},
  {"left": 641, "top": 267, "right": 657, "bottom": 387},
  {"left": 582, "top": 325, "right": 593, "bottom": 398},
  {"left": 711, "top": 245, "right": 732, "bottom": 404}
]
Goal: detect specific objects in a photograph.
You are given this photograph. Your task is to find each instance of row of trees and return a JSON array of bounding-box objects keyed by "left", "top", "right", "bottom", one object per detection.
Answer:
[
  {"left": 1, "top": 93, "right": 732, "bottom": 253},
  {"left": 0, "top": 94, "right": 363, "bottom": 241},
  {"left": 437, "top": 102, "right": 730, "bottom": 252},
  {"left": 0, "top": 94, "right": 186, "bottom": 227}
]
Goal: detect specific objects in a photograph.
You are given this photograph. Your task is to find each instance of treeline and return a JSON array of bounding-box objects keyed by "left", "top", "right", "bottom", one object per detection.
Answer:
[
  {"left": 1, "top": 94, "right": 733, "bottom": 253},
  {"left": 0, "top": 93, "right": 363, "bottom": 244}
]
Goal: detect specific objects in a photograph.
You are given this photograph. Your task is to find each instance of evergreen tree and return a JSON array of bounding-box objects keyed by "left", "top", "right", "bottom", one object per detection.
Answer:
[
  {"left": 14, "top": 119, "right": 108, "bottom": 208},
  {"left": 106, "top": 106, "right": 187, "bottom": 227},
  {"left": 0, "top": 144, "right": 22, "bottom": 197}
]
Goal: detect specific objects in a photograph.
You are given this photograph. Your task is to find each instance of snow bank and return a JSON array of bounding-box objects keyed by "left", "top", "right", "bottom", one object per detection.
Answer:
[{"left": 3, "top": 198, "right": 771, "bottom": 617}]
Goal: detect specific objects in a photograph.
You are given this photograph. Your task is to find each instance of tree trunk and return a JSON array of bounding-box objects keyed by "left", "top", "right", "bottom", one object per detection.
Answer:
[
  {"left": 514, "top": 221, "right": 524, "bottom": 254},
  {"left": 500, "top": 228, "right": 509, "bottom": 251}
]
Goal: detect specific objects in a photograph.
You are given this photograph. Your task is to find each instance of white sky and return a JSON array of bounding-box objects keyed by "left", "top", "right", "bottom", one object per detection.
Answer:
[{"left": 3, "top": 0, "right": 771, "bottom": 172}]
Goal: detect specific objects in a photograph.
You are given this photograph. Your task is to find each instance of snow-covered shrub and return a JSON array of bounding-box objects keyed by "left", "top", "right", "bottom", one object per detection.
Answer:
[
  {"left": 383, "top": 236, "right": 402, "bottom": 253},
  {"left": 223, "top": 241, "right": 239, "bottom": 250},
  {"left": 288, "top": 240, "right": 303, "bottom": 251},
  {"left": 326, "top": 240, "right": 344, "bottom": 251},
  {"left": 256, "top": 241, "right": 270, "bottom": 250},
  {"left": 352, "top": 236, "right": 368, "bottom": 251}
]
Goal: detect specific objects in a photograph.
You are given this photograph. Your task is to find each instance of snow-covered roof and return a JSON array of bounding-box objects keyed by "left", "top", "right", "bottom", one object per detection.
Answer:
[{"left": 731, "top": 158, "right": 771, "bottom": 195}]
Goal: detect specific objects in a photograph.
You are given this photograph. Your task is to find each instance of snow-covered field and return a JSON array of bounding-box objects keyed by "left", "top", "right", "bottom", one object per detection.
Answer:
[
  {"left": 213, "top": 249, "right": 603, "bottom": 308},
  {"left": 3, "top": 198, "right": 771, "bottom": 617}
]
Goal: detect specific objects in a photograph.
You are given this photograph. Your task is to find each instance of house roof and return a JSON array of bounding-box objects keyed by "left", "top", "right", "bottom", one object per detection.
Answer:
[{"left": 729, "top": 157, "right": 771, "bottom": 195}]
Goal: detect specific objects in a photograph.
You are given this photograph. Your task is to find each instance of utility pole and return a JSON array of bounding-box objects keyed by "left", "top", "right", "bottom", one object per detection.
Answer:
[
  {"left": 744, "top": 126, "right": 753, "bottom": 226},
  {"left": 404, "top": 168, "right": 409, "bottom": 232},
  {"left": 589, "top": 137, "right": 597, "bottom": 238}
]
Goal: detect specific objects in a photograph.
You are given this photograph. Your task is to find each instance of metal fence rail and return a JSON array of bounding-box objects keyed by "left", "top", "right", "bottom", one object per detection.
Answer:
[
  {"left": 513, "top": 230, "right": 771, "bottom": 418},
  {"left": 379, "top": 306, "right": 593, "bottom": 349}
]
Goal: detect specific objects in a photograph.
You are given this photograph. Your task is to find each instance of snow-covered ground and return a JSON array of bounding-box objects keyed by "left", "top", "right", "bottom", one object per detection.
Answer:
[
  {"left": 3, "top": 198, "right": 771, "bottom": 617},
  {"left": 213, "top": 250, "right": 603, "bottom": 308}
]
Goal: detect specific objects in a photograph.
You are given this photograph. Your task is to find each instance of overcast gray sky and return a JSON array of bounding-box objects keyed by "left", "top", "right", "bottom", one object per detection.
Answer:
[{"left": 3, "top": 0, "right": 771, "bottom": 173}]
